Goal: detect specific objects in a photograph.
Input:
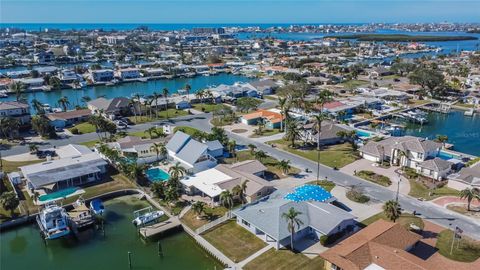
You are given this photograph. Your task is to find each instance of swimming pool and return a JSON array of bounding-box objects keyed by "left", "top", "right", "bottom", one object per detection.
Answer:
[
  {"left": 437, "top": 150, "right": 461, "bottom": 160},
  {"left": 356, "top": 129, "right": 371, "bottom": 138},
  {"left": 146, "top": 167, "right": 170, "bottom": 182},
  {"left": 39, "top": 187, "right": 79, "bottom": 202}
]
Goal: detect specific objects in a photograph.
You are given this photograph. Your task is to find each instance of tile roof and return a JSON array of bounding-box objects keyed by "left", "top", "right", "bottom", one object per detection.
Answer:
[
  {"left": 46, "top": 109, "right": 91, "bottom": 121},
  {"left": 418, "top": 157, "right": 454, "bottom": 172},
  {"left": 242, "top": 109, "right": 284, "bottom": 123}
]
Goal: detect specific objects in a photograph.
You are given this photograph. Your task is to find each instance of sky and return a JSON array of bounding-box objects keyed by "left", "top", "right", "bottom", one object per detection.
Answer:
[{"left": 1, "top": 0, "right": 480, "bottom": 24}]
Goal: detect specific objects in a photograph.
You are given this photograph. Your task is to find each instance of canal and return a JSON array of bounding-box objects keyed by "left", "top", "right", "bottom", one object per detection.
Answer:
[
  {"left": 0, "top": 196, "right": 222, "bottom": 270},
  {"left": 404, "top": 110, "right": 480, "bottom": 156},
  {"left": 3, "top": 73, "right": 252, "bottom": 110}
]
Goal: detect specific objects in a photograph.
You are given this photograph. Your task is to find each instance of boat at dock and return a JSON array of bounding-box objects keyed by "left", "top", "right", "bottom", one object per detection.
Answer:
[
  {"left": 132, "top": 207, "right": 164, "bottom": 227},
  {"left": 67, "top": 198, "right": 96, "bottom": 232},
  {"left": 89, "top": 198, "right": 105, "bottom": 215},
  {"left": 36, "top": 203, "right": 71, "bottom": 240},
  {"left": 464, "top": 109, "right": 475, "bottom": 116}
]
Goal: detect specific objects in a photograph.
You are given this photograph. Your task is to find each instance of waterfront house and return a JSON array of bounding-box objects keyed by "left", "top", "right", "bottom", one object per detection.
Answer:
[
  {"left": 241, "top": 109, "right": 284, "bottom": 129},
  {"left": 0, "top": 101, "right": 31, "bottom": 126},
  {"left": 13, "top": 78, "right": 45, "bottom": 90},
  {"left": 300, "top": 121, "right": 354, "bottom": 146},
  {"left": 233, "top": 186, "right": 356, "bottom": 250},
  {"left": 87, "top": 97, "right": 131, "bottom": 119},
  {"left": 181, "top": 160, "right": 273, "bottom": 205},
  {"left": 19, "top": 144, "right": 107, "bottom": 199},
  {"left": 359, "top": 136, "right": 454, "bottom": 180},
  {"left": 205, "top": 140, "right": 224, "bottom": 158},
  {"left": 447, "top": 162, "right": 480, "bottom": 190},
  {"left": 320, "top": 220, "right": 427, "bottom": 270},
  {"left": 165, "top": 131, "right": 217, "bottom": 173},
  {"left": 89, "top": 69, "right": 114, "bottom": 83},
  {"left": 116, "top": 68, "right": 141, "bottom": 80},
  {"left": 46, "top": 109, "right": 91, "bottom": 128},
  {"left": 104, "top": 136, "right": 170, "bottom": 164},
  {"left": 246, "top": 79, "right": 279, "bottom": 95},
  {"left": 34, "top": 50, "right": 55, "bottom": 65}
]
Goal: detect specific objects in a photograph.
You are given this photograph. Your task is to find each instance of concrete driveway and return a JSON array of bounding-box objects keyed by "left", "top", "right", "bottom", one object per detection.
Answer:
[
  {"left": 330, "top": 185, "right": 383, "bottom": 221},
  {"left": 340, "top": 159, "right": 411, "bottom": 195}
]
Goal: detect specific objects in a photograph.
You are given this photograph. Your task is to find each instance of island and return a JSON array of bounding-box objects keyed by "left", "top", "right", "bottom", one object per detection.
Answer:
[{"left": 326, "top": 34, "right": 478, "bottom": 42}]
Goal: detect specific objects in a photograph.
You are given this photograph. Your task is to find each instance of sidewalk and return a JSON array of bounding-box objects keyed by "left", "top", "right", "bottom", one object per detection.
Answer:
[{"left": 236, "top": 245, "right": 272, "bottom": 268}]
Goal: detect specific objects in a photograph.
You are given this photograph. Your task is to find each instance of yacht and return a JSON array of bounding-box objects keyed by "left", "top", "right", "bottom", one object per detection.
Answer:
[
  {"left": 36, "top": 203, "right": 70, "bottom": 240},
  {"left": 132, "top": 210, "right": 164, "bottom": 227}
]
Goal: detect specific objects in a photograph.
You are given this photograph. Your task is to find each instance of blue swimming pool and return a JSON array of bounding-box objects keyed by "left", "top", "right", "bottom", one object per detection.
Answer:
[
  {"left": 146, "top": 168, "right": 170, "bottom": 182},
  {"left": 38, "top": 187, "right": 79, "bottom": 202},
  {"left": 356, "top": 130, "right": 371, "bottom": 138},
  {"left": 284, "top": 185, "right": 332, "bottom": 203},
  {"left": 437, "top": 151, "right": 461, "bottom": 160}
]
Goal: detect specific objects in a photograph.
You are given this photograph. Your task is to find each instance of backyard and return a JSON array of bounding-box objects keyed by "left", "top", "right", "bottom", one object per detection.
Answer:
[
  {"left": 243, "top": 249, "right": 325, "bottom": 270},
  {"left": 202, "top": 220, "right": 267, "bottom": 262},
  {"left": 180, "top": 206, "right": 228, "bottom": 230},
  {"left": 267, "top": 140, "right": 360, "bottom": 168}
]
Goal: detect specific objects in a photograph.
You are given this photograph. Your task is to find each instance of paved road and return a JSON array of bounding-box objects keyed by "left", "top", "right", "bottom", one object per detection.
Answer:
[{"left": 3, "top": 113, "right": 480, "bottom": 239}]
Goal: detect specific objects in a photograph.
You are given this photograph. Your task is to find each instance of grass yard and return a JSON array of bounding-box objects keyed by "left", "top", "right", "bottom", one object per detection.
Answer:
[
  {"left": 436, "top": 230, "right": 480, "bottom": 262},
  {"left": 268, "top": 140, "right": 360, "bottom": 168},
  {"left": 173, "top": 126, "right": 205, "bottom": 136},
  {"left": 127, "top": 109, "right": 188, "bottom": 124},
  {"left": 244, "top": 249, "right": 325, "bottom": 270},
  {"left": 307, "top": 180, "right": 336, "bottom": 192},
  {"left": 357, "top": 170, "right": 392, "bottom": 187},
  {"left": 0, "top": 159, "right": 44, "bottom": 173},
  {"left": 224, "top": 151, "right": 301, "bottom": 178},
  {"left": 202, "top": 220, "right": 267, "bottom": 263},
  {"left": 408, "top": 179, "right": 459, "bottom": 200},
  {"left": 68, "top": 122, "right": 96, "bottom": 134},
  {"left": 211, "top": 117, "right": 234, "bottom": 126},
  {"left": 180, "top": 206, "right": 228, "bottom": 230},
  {"left": 360, "top": 212, "right": 424, "bottom": 230},
  {"left": 79, "top": 140, "right": 100, "bottom": 148},
  {"left": 249, "top": 129, "right": 281, "bottom": 138},
  {"left": 340, "top": 80, "right": 369, "bottom": 89},
  {"left": 193, "top": 103, "right": 229, "bottom": 113}
]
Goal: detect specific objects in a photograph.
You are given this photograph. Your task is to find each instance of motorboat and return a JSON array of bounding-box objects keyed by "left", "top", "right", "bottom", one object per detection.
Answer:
[
  {"left": 132, "top": 210, "right": 164, "bottom": 227},
  {"left": 36, "top": 203, "right": 70, "bottom": 240},
  {"left": 89, "top": 199, "right": 105, "bottom": 215}
]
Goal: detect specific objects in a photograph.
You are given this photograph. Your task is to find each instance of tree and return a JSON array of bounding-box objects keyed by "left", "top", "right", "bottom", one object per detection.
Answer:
[
  {"left": 0, "top": 117, "right": 20, "bottom": 140},
  {"left": 228, "top": 140, "right": 237, "bottom": 160},
  {"left": 254, "top": 150, "right": 267, "bottom": 162},
  {"left": 129, "top": 98, "right": 139, "bottom": 123},
  {"left": 150, "top": 142, "right": 167, "bottom": 161},
  {"left": 152, "top": 91, "right": 161, "bottom": 118},
  {"left": 232, "top": 180, "right": 249, "bottom": 204},
  {"left": 57, "top": 96, "right": 70, "bottom": 112},
  {"left": 336, "top": 130, "right": 358, "bottom": 149},
  {"left": 31, "top": 115, "right": 56, "bottom": 139},
  {"left": 0, "top": 192, "right": 19, "bottom": 217},
  {"left": 435, "top": 134, "right": 448, "bottom": 148},
  {"left": 191, "top": 201, "right": 206, "bottom": 219},
  {"left": 49, "top": 76, "right": 62, "bottom": 90},
  {"left": 9, "top": 81, "right": 26, "bottom": 102},
  {"left": 278, "top": 97, "right": 290, "bottom": 131},
  {"left": 281, "top": 207, "right": 304, "bottom": 251},
  {"left": 28, "top": 144, "right": 39, "bottom": 154},
  {"left": 184, "top": 84, "right": 192, "bottom": 100},
  {"left": 168, "top": 162, "right": 186, "bottom": 180},
  {"left": 284, "top": 119, "right": 301, "bottom": 148},
  {"left": 277, "top": 160, "right": 292, "bottom": 176},
  {"left": 248, "top": 144, "right": 257, "bottom": 155},
  {"left": 219, "top": 190, "right": 234, "bottom": 210},
  {"left": 31, "top": 99, "right": 45, "bottom": 115},
  {"left": 162, "top": 87, "right": 170, "bottom": 118},
  {"left": 409, "top": 68, "right": 445, "bottom": 98},
  {"left": 255, "top": 118, "right": 266, "bottom": 135},
  {"left": 209, "top": 127, "right": 229, "bottom": 145},
  {"left": 459, "top": 188, "right": 480, "bottom": 211},
  {"left": 151, "top": 182, "right": 166, "bottom": 199},
  {"left": 126, "top": 163, "right": 147, "bottom": 185},
  {"left": 383, "top": 200, "right": 402, "bottom": 222},
  {"left": 236, "top": 97, "right": 262, "bottom": 113}
]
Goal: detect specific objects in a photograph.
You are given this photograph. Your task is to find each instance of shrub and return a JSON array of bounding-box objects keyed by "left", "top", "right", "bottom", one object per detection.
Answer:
[
  {"left": 70, "top": 127, "right": 79, "bottom": 134},
  {"left": 346, "top": 189, "right": 370, "bottom": 203}
]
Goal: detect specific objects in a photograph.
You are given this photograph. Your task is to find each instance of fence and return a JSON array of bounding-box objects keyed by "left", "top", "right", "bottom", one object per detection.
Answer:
[{"left": 195, "top": 211, "right": 231, "bottom": 235}]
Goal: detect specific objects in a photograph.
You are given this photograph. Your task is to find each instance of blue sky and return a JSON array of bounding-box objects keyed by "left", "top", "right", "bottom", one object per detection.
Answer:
[{"left": 1, "top": 0, "right": 479, "bottom": 23}]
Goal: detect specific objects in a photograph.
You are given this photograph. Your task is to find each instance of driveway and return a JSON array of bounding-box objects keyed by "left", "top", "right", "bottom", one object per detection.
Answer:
[
  {"left": 330, "top": 185, "right": 383, "bottom": 221},
  {"left": 340, "top": 159, "right": 411, "bottom": 195}
]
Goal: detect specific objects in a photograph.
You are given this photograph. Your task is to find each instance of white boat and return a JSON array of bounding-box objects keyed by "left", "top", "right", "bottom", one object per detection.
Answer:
[
  {"left": 132, "top": 210, "right": 164, "bottom": 226},
  {"left": 89, "top": 199, "right": 105, "bottom": 215},
  {"left": 36, "top": 203, "right": 70, "bottom": 240},
  {"left": 464, "top": 109, "right": 474, "bottom": 116}
]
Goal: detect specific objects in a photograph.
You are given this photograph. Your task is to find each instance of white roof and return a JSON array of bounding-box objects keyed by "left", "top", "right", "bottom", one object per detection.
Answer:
[
  {"left": 180, "top": 168, "right": 232, "bottom": 197},
  {"left": 55, "top": 144, "right": 92, "bottom": 158}
]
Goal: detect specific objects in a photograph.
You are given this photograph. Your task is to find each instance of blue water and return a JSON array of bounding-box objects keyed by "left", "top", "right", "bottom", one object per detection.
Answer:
[
  {"left": 404, "top": 110, "right": 480, "bottom": 156},
  {"left": 146, "top": 167, "right": 170, "bottom": 182},
  {"left": 2, "top": 74, "right": 251, "bottom": 111},
  {"left": 38, "top": 187, "right": 79, "bottom": 202},
  {"left": 437, "top": 150, "right": 461, "bottom": 160}
]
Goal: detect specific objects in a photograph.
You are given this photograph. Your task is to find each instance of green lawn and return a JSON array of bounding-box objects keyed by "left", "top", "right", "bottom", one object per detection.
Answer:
[
  {"left": 268, "top": 140, "right": 360, "bottom": 168},
  {"left": 360, "top": 212, "right": 424, "bottom": 230},
  {"left": 69, "top": 122, "right": 96, "bottom": 134},
  {"left": 79, "top": 140, "right": 100, "bottom": 148},
  {"left": 249, "top": 129, "right": 281, "bottom": 138},
  {"left": 202, "top": 220, "right": 267, "bottom": 263},
  {"left": 307, "top": 180, "right": 336, "bottom": 192},
  {"left": 128, "top": 109, "right": 188, "bottom": 124},
  {"left": 340, "top": 80, "right": 369, "bottom": 89},
  {"left": 244, "top": 249, "right": 325, "bottom": 270},
  {"left": 436, "top": 230, "right": 480, "bottom": 262},
  {"left": 0, "top": 159, "right": 44, "bottom": 173},
  {"left": 211, "top": 117, "right": 234, "bottom": 127},
  {"left": 173, "top": 126, "right": 206, "bottom": 137},
  {"left": 181, "top": 206, "right": 228, "bottom": 230},
  {"left": 224, "top": 151, "right": 301, "bottom": 178},
  {"left": 357, "top": 170, "right": 392, "bottom": 187},
  {"left": 408, "top": 179, "right": 459, "bottom": 200},
  {"left": 193, "top": 103, "right": 229, "bottom": 113}
]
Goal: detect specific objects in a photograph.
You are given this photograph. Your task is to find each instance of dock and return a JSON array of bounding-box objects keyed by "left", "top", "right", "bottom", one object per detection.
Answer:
[
  {"left": 421, "top": 103, "right": 451, "bottom": 113},
  {"left": 138, "top": 218, "right": 182, "bottom": 238}
]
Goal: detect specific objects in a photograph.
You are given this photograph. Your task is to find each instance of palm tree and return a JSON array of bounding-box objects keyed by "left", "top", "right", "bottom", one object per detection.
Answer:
[
  {"left": 0, "top": 192, "right": 20, "bottom": 217},
  {"left": 81, "top": 96, "right": 91, "bottom": 106},
  {"left": 128, "top": 97, "right": 139, "bottom": 123},
  {"left": 232, "top": 180, "right": 249, "bottom": 204},
  {"left": 383, "top": 200, "right": 402, "bottom": 222},
  {"left": 195, "top": 89, "right": 205, "bottom": 109},
  {"left": 168, "top": 162, "right": 186, "bottom": 180},
  {"left": 152, "top": 91, "right": 161, "bottom": 118},
  {"left": 162, "top": 87, "right": 170, "bottom": 118},
  {"left": 28, "top": 144, "right": 39, "bottom": 154},
  {"left": 248, "top": 144, "right": 257, "bottom": 155},
  {"left": 254, "top": 150, "right": 267, "bottom": 162},
  {"left": 284, "top": 119, "right": 301, "bottom": 148},
  {"left": 228, "top": 140, "right": 237, "bottom": 160},
  {"left": 57, "top": 96, "right": 70, "bottom": 112},
  {"left": 435, "top": 134, "right": 449, "bottom": 148},
  {"left": 185, "top": 84, "right": 192, "bottom": 100},
  {"left": 313, "top": 113, "right": 328, "bottom": 180},
  {"left": 278, "top": 97, "right": 289, "bottom": 131},
  {"left": 219, "top": 190, "right": 234, "bottom": 210},
  {"left": 191, "top": 201, "right": 206, "bottom": 219},
  {"left": 146, "top": 126, "right": 157, "bottom": 138},
  {"left": 459, "top": 188, "right": 480, "bottom": 211},
  {"left": 256, "top": 118, "right": 266, "bottom": 135},
  {"left": 31, "top": 99, "right": 45, "bottom": 115},
  {"left": 9, "top": 81, "right": 26, "bottom": 102},
  {"left": 282, "top": 207, "right": 304, "bottom": 251},
  {"left": 277, "top": 159, "right": 291, "bottom": 176},
  {"left": 126, "top": 163, "right": 147, "bottom": 184},
  {"left": 150, "top": 142, "right": 167, "bottom": 161},
  {"left": 151, "top": 182, "right": 166, "bottom": 199}
]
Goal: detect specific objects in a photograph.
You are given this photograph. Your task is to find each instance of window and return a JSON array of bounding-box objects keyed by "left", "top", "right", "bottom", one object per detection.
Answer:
[{"left": 242, "top": 219, "right": 250, "bottom": 227}]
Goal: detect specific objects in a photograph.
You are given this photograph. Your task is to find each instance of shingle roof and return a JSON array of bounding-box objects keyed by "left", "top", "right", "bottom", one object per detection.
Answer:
[
  {"left": 176, "top": 139, "right": 208, "bottom": 166},
  {"left": 418, "top": 157, "right": 453, "bottom": 172},
  {"left": 46, "top": 109, "right": 91, "bottom": 121},
  {"left": 359, "top": 136, "right": 441, "bottom": 158},
  {"left": 0, "top": 101, "right": 29, "bottom": 110},
  {"left": 166, "top": 131, "right": 191, "bottom": 153}
]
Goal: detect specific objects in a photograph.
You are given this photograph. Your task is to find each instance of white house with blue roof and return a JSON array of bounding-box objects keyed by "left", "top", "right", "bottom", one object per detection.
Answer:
[
  {"left": 233, "top": 185, "right": 356, "bottom": 250},
  {"left": 165, "top": 131, "right": 218, "bottom": 173}
]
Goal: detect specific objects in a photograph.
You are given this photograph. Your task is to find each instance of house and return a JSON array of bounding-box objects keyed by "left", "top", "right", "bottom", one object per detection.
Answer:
[
  {"left": 166, "top": 131, "right": 217, "bottom": 173},
  {"left": 362, "top": 88, "right": 409, "bottom": 103},
  {"left": 90, "top": 69, "right": 114, "bottom": 83},
  {"left": 241, "top": 109, "right": 284, "bottom": 129},
  {"left": 181, "top": 160, "right": 273, "bottom": 205},
  {"left": 233, "top": 186, "right": 356, "bottom": 250},
  {"left": 448, "top": 162, "right": 480, "bottom": 190},
  {"left": 359, "top": 136, "right": 452, "bottom": 180},
  {"left": 116, "top": 68, "right": 141, "bottom": 80},
  {"left": 13, "top": 78, "right": 45, "bottom": 90},
  {"left": 0, "top": 101, "right": 31, "bottom": 125},
  {"left": 19, "top": 144, "right": 107, "bottom": 198},
  {"left": 247, "top": 79, "right": 279, "bottom": 95},
  {"left": 369, "top": 66, "right": 393, "bottom": 78},
  {"left": 205, "top": 140, "right": 224, "bottom": 158},
  {"left": 46, "top": 109, "right": 91, "bottom": 128},
  {"left": 320, "top": 220, "right": 427, "bottom": 270},
  {"left": 300, "top": 121, "right": 354, "bottom": 145},
  {"left": 105, "top": 136, "right": 169, "bottom": 164},
  {"left": 87, "top": 97, "right": 131, "bottom": 119},
  {"left": 175, "top": 100, "right": 191, "bottom": 110},
  {"left": 34, "top": 50, "right": 55, "bottom": 64}
]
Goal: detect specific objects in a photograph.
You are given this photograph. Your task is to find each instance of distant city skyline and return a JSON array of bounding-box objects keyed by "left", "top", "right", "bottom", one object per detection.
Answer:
[{"left": 1, "top": 0, "right": 480, "bottom": 24}]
